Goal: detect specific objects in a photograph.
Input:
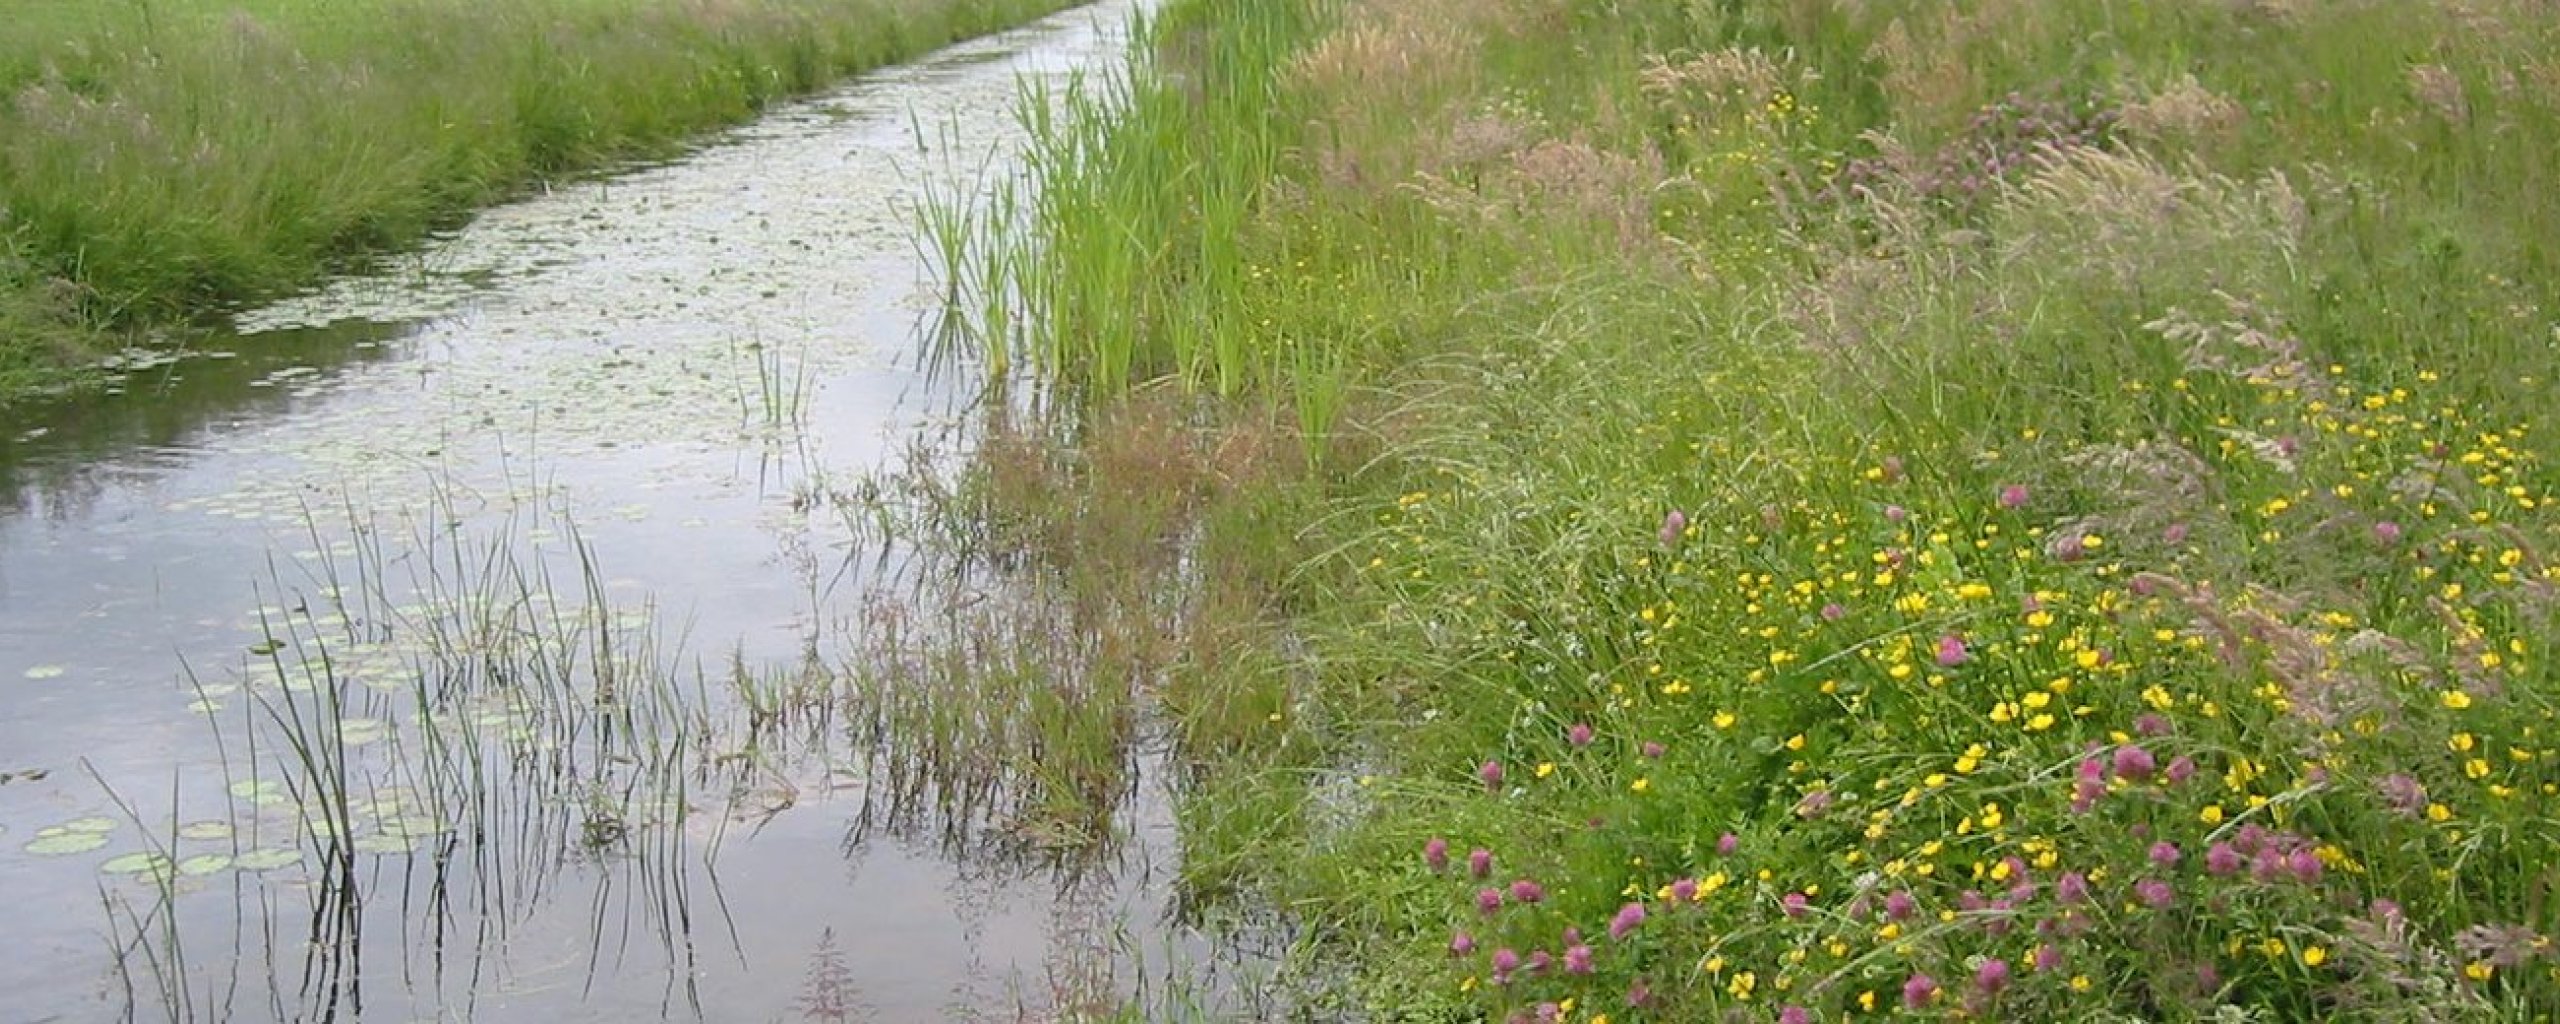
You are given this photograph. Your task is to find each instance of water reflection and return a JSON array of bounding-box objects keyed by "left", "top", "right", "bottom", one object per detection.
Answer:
[{"left": 0, "top": 320, "right": 409, "bottom": 521}]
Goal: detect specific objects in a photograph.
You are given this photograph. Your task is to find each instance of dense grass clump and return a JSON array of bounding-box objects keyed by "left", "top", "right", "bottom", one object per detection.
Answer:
[
  {"left": 0, "top": 0, "right": 1078, "bottom": 398},
  {"left": 950, "top": 0, "right": 2560, "bottom": 1019}
]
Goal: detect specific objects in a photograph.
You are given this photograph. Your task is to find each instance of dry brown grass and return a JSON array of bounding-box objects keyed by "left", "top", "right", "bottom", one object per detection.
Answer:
[{"left": 2118, "top": 74, "right": 2248, "bottom": 148}]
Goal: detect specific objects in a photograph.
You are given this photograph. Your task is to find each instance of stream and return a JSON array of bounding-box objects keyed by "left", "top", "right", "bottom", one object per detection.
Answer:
[{"left": 0, "top": 3, "right": 1251, "bottom": 1020}]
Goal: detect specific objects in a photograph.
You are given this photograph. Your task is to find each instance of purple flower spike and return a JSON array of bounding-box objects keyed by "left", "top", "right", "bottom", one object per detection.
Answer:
[
  {"left": 1659, "top": 509, "right": 1688, "bottom": 547},
  {"left": 2149, "top": 841, "right": 2182, "bottom": 868},
  {"left": 1509, "top": 879, "right": 1546, "bottom": 904},
  {"left": 1781, "top": 891, "right": 1810, "bottom": 918},
  {"left": 1884, "top": 890, "right": 1917, "bottom": 921},
  {"left": 2114, "top": 744, "right": 2157, "bottom": 781},
  {"left": 1779, "top": 1007, "right": 1813, "bottom": 1024},
  {"left": 1670, "top": 877, "right": 1698, "bottom": 903},
  {"left": 1477, "top": 888, "right": 1504, "bottom": 914},
  {"left": 1425, "top": 837, "right": 1450, "bottom": 872},
  {"left": 1608, "top": 901, "right": 1647, "bottom": 940},
  {"left": 1999, "top": 485, "right": 2030, "bottom": 509},
  {"left": 2288, "top": 848, "right": 2324, "bottom": 883},
  {"left": 1567, "top": 722, "right": 1594, "bottom": 747},
  {"left": 1936, "top": 634, "right": 1970, "bottom": 667},
  {"left": 1640, "top": 740, "right": 1666, "bottom": 759},
  {"left": 1903, "top": 972, "right": 1940, "bottom": 1009},
  {"left": 1564, "top": 944, "right": 1594, "bottom": 975},
  {"left": 1976, "top": 958, "right": 2012, "bottom": 994},
  {"left": 1479, "top": 760, "right": 1505, "bottom": 791},
  {"left": 2056, "top": 872, "right": 2091, "bottom": 905},
  {"left": 1450, "top": 931, "right": 1475, "bottom": 956},
  {"left": 2205, "top": 843, "right": 2243, "bottom": 876},
  {"left": 1469, "top": 848, "right": 1493, "bottom": 878},
  {"left": 2136, "top": 878, "right": 2176, "bottom": 909},
  {"left": 2166, "top": 755, "right": 2198, "bottom": 785},
  {"left": 2031, "top": 944, "right": 2063, "bottom": 973}
]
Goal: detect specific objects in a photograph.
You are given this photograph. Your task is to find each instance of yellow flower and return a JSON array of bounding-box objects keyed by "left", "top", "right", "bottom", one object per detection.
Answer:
[
  {"left": 2200, "top": 804, "right": 2225, "bottom": 825},
  {"left": 1631, "top": 777, "right": 1651, "bottom": 793},
  {"left": 1536, "top": 762, "right": 1556, "bottom": 779},
  {"left": 2302, "top": 946, "right": 2328, "bottom": 967},
  {"left": 2464, "top": 962, "right": 2494, "bottom": 982},
  {"left": 2442, "top": 690, "right": 2474, "bottom": 710}
]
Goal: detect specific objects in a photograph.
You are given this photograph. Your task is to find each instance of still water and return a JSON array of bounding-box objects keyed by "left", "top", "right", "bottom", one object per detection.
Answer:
[{"left": 0, "top": 4, "right": 1249, "bottom": 1020}]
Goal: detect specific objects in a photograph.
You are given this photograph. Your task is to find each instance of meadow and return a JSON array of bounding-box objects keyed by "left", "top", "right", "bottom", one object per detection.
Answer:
[
  {"left": 0, "top": 0, "right": 1075, "bottom": 397},
  {"left": 935, "top": 0, "right": 2560, "bottom": 1019}
]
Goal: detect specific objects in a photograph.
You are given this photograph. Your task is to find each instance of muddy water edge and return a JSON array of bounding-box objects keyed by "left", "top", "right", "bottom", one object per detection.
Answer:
[{"left": 0, "top": 3, "right": 1288, "bottom": 1020}]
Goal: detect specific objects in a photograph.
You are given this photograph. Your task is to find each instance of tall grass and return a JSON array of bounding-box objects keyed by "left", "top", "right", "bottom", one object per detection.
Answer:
[
  {"left": 948, "top": 0, "right": 2560, "bottom": 1017},
  {"left": 0, "top": 0, "right": 1082, "bottom": 399}
]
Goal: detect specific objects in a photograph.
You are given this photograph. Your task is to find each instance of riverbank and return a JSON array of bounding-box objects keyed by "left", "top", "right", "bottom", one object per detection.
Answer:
[
  {"left": 960, "top": 0, "right": 2560, "bottom": 1018},
  {"left": 0, "top": 0, "right": 1080, "bottom": 400}
]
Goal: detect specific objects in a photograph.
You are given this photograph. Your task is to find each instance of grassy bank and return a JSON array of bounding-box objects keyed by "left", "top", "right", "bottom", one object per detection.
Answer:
[
  {"left": 947, "top": 0, "right": 2560, "bottom": 1018},
  {"left": 0, "top": 0, "right": 1078, "bottom": 399}
]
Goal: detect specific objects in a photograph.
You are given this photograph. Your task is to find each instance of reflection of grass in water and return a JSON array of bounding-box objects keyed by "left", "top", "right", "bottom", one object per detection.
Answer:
[
  {"left": 88, "top": 394, "right": 1320, "bottom": 1019},
  {"left": 803, "top": 394, "right": 1329, "bottom": 1020},
  {"left": 101, "top": 495, "right": 735, "bottom": 1021}
]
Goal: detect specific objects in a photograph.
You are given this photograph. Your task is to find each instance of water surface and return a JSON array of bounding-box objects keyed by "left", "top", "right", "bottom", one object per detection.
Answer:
[{"left": 0, "top": 5, "right": 1240, "bottom": 1020}]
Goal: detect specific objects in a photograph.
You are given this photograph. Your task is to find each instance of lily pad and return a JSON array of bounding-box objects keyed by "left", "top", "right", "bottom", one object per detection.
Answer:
[
  {"left": 58, "top": 816, "right": 117, "bottom": 834},
  {"left": 177, "top": 820, "right": 234, "bottom": 842},
  {"left": 233, "top": 848, "right": 301, "bottom": 871},
  {"left": 377, "top": 815, "right": 449, "bottom": 839},
  {"left": 100, "top": 852, "right": 175, "bottom": 877},
  {"left": 176, "top": 854, "right": 234, "bottom": 876},
  {"left": 22, "top": 665, "right": 65, "bottom": 680},
  {"left": 229, "top": 780, "right": 292, "bottom": 806},
  {"left": 352, "top": 834, "right": 415, "bottom": 854},
  {"left": 23, "top": 831, "right": 109, "bottom": 855}
]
